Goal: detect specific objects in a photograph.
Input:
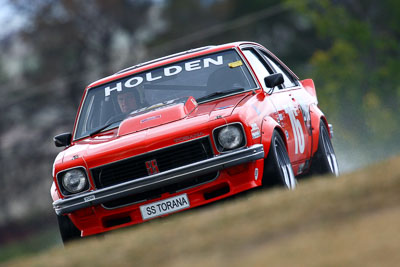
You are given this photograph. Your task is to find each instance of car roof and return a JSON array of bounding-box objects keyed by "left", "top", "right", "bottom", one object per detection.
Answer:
[{"left": 87, "top": 41, "right": 260, "bottom": 89}]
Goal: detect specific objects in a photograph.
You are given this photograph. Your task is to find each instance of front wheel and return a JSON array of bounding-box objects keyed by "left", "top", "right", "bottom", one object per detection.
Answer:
[
  {"left": 309, "top": 121, "right": 339, "bottom": 176},
  {"left": 57, "top": 214, "right": 81, "bottom": 245},
  {"left": 262, "top": 131, "right": 296, "bottom": 189}
]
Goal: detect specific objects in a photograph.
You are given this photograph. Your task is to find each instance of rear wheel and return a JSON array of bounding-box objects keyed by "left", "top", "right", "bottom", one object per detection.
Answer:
[
  {"left": 57, "top": 214, "right": 81, "bottom": 245},
  {"left": 262, "top": 131, "right": 296, "bottom": 189},
  {"left": 309, "top": 121, "right": 339, "bottom": 176}
]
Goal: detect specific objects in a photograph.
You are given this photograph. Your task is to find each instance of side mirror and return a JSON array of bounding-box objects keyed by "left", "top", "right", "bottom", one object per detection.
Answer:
[
  {"left": 264, "top": 73, "right": 284, "bottom": 88},
  {"left": 54, "top": 132, "right": 72, "bottom": 147}
]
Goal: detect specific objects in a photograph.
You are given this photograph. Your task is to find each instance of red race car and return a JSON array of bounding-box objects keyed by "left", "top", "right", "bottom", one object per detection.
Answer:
[{"left": 52, "top": 41, "right": 339, "bottom": 243}]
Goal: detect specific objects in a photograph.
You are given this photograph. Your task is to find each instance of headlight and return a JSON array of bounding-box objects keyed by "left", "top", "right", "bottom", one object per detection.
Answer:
[
  {"left": 214, "top": 123, "right": 246, "bottom": 152},
  {"left": 59, "top": 168, "right": 89, "bottom": 195}
]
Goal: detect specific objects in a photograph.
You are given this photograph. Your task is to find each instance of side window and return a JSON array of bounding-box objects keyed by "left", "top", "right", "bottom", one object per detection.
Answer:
[
  {"left": 260, "top": 51, "right": 297, "bottom": 89},
  {"left": 242, "top": 49, "right": 273, "bottom": 90}
]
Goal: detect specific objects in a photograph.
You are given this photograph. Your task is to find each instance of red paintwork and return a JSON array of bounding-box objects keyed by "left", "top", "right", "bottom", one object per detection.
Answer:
[
  {"left": 118, "top": 97, "right": 198, "bottom": 136},
  {"left": 51, "top": 41, "right": 331, "bottom": 237}
]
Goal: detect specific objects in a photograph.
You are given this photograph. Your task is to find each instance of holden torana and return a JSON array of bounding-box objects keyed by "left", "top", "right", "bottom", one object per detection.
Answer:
[{"left": 52, "top": 41, "right": 339, "bottom": 243}]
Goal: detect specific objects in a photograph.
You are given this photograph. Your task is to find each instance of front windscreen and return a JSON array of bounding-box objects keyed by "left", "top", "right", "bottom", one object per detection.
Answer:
[{"left": 74, "top": 49, "right": 257, "bottom": 140}]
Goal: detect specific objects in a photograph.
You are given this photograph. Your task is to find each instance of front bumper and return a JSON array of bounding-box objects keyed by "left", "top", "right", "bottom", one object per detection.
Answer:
[{"left": 53, "top": 144, "right": 264, "bottom": 215}]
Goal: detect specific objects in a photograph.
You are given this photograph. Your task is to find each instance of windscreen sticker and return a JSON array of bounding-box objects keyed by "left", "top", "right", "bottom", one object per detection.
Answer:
[
  {"left": 228, "top": 60, "right": 243, "bottom": 68},
  {"left": 104, "top": 55, "right": 224, "bottom": 97}
]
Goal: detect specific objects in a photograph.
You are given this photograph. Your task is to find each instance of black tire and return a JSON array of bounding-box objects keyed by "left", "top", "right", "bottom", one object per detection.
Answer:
[
  {"left": 309, "top": 121, "right": 339, "bottom": 176},
  {"left": 262, "top": 131, "right": 296, "bottom": 189},
  {"left": 57, "top": 214, "right": 81, "bottom": 245}
]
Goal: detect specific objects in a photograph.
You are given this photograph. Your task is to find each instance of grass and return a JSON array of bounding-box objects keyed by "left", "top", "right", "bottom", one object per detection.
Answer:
[{"left": 4, "top": 155, "right": 400, "bottom": 267}]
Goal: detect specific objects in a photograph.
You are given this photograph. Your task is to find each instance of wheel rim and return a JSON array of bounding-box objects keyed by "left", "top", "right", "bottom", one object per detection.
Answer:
[
  {"left": 274, "top": 137, "right": 296, "bottom": 189},
  {"left": 321, "top": 127, "right": 339, "bottom": 177}
]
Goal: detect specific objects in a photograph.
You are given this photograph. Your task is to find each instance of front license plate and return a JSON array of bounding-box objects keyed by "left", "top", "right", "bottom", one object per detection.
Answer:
[{"left": 140, "top": 194, "right": 190, "bottom": 220}]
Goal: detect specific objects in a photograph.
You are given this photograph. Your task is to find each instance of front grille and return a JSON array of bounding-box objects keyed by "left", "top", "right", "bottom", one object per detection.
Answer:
[
  {"left": 91, "top": 137, "right": 214, "bottom": 189},
  {"left": 102, "top": 172, "right": 218, "bottom": 209}
]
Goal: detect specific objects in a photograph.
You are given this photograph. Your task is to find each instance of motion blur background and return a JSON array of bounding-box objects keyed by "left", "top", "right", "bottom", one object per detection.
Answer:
[{"left": 0, "top": 0, "right": 399, "bottom": 260}]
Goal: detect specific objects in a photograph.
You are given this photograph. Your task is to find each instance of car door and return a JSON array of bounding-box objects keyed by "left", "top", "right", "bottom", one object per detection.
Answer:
[
  {"left": 242, "top": 47, "right": 311, "bottom": 166},
  {"left": 258, "top": 49, "right": 311, "bottom": 164}
]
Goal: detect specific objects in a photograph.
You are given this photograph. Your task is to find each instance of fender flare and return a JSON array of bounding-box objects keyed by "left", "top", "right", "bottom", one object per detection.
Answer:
[{"left": 309, "top": 104, "right": 329, "bottom": 156}]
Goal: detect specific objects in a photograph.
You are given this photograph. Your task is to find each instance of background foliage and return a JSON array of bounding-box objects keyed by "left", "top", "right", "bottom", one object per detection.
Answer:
[
  {"left": 0, "top": 0, "right": 399, "bottom": 256},
  {"left": 289, "top": 0, "right": 400, "bottom": 161}
]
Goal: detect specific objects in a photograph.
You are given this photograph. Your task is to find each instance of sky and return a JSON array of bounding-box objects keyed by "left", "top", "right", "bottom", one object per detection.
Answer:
[{"left": 0, "top": 0, "right": 27, "bottom": 40}]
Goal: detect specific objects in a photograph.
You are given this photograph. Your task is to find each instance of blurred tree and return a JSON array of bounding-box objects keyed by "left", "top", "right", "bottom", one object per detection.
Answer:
[
  {"left": 11, "top": 0, "right": 152, "bottom": 105},
  {"left": 0, "top": 0, "right": 155, "bottom": 232},
  {"left": 150, "top": 0, "right": 317, "bottom": 71},
  {"left": 0, "top": 61, "right": 5, "bottom": 83}
]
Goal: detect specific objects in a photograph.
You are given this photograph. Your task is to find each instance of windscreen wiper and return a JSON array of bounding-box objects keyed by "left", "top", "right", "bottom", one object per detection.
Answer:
[
  {"left": 196, "top": 88, "right": 245, "bottom": 102},
  {"left": 89, "top": 119, "right": 123, "bottom": 137}
]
